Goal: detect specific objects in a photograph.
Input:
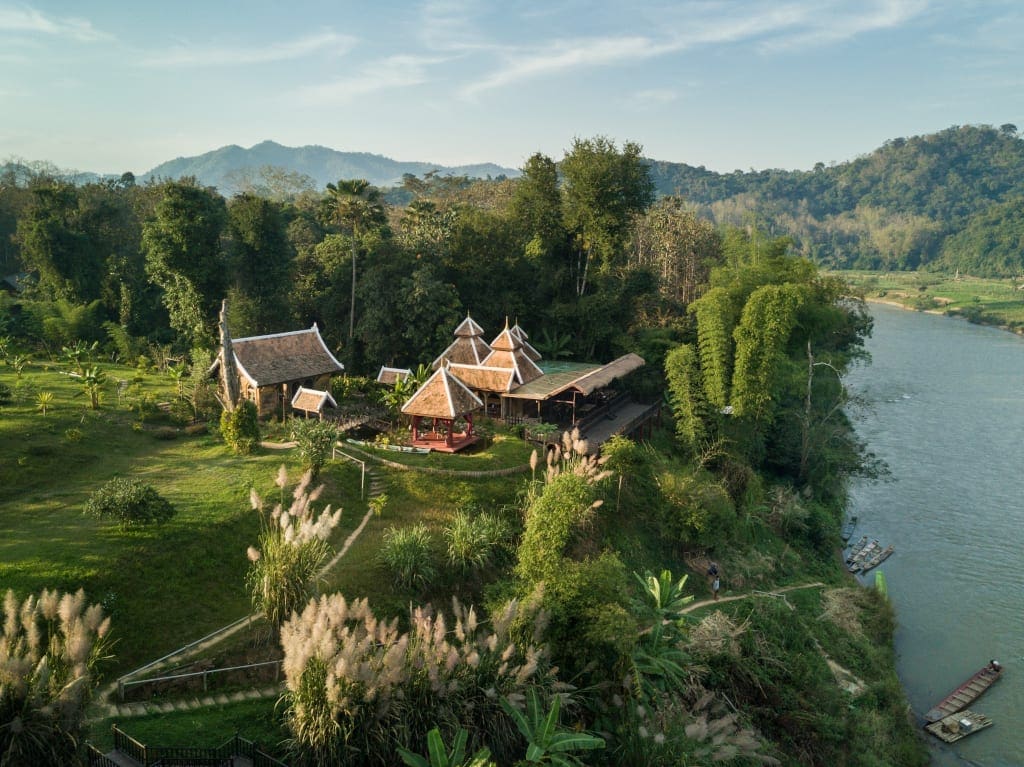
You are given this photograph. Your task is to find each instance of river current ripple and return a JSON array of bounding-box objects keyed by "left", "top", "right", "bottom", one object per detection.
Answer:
[{"left": 843, "top": 302, "right": 1024, "bottom": 766}]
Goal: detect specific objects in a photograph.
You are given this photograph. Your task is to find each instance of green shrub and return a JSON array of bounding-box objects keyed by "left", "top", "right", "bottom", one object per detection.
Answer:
[
  {"left": 0, "top": 382, "right": 10, "bottom": 404},
  {"left": 380, "top": 524, "right": 436, "bottom": 590},
  {"left": 85, "top": 477, "right": 176, "bottom": 527},
  {"left": 444, "top": 511, "right": 514, "bottom": 574},
  {"left": 290, "top": 418, "right": 338, "bottom": 479},
  {"left": 221, "top": 400, "right": 259, "bottom": 454}
]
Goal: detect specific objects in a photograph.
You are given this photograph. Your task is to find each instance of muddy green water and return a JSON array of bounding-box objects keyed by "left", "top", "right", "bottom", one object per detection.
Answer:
[{"left": 844, "top": 302, "right": 1024, "bottom": 766}]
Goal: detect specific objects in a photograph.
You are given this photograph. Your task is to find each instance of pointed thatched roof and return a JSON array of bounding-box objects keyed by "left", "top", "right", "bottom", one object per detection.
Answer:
[
  {"left": 448, "top": 363, "right": 518, "bottom": 393},
  {"left": 402, "top": 366, "right": 484, "bottom": 418},
  {"left": 377, "top": 366, "right": 412, "bottom": 385},
  {"left": 432, "top": 314, "right": 491, "bottom": 369},
  {"left": 483, "top": 323, "right": 543, "bottom": 385},
  {"left": 215, "top": 324, "right": 344, "bottom": 387},
  {"left": 510, "top": 323, "right": 542, "bottom": 362},
  {"left": 291, "top": 386, "right": 338, "bottom": 414},
  {"left": 453, "top": 314, "right": 486, "bottom": 338}
]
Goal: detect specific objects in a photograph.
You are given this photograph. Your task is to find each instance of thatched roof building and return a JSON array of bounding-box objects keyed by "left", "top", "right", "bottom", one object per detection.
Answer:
[
  {"left": 510, "top": 322, "right": 542, "bottom": 362},
  {"left": 377, "top": 366, "right": 412, "bottom": 386},
  {"left": 291, "top": 387, "right": 338, "bottom": 419},
  {"left": 432, "top": 314, "right": 491, "bottom": 369},
  {"left": 482, "top": 324, "right": 543, "bottom": 385},
  {"left": 212, "top": 324, "right": 344, "bottom": 416}
]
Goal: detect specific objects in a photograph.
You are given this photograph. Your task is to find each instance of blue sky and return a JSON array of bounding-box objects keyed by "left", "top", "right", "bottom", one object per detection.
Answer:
[{"left": 1, "top": 1, "right": 1021, "bottom": 176}]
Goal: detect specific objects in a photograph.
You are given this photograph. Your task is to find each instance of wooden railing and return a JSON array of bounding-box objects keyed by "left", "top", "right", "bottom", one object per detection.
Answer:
[
  {"left": 118, "top": 659, "right": 282, "bottom": 700},
  {"left": 94, "top": 725, "right": 288, "bottom": 766}
]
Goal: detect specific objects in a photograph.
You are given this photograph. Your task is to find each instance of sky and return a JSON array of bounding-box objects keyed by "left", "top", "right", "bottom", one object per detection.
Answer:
[{"left": 1, "top": 0, "right": 1022, "bottom": 176}]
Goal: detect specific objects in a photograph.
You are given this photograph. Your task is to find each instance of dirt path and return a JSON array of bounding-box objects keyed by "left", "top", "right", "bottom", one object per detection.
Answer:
[{"left": 681, "top": 581, "right": 827, "bottom": 614}]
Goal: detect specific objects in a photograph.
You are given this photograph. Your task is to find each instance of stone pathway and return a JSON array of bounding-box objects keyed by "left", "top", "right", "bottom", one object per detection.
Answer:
[{"left": 87, "top": 456, "right": 387, "bottom": 725}]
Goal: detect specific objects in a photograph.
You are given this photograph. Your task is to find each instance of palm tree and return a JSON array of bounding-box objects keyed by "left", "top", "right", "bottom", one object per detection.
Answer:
[
  {"left": 36, "top": 391, "right": 54, "bottom": 416},
  {"left": 323, "top": 179, "right": 387, "bottom": 344}
]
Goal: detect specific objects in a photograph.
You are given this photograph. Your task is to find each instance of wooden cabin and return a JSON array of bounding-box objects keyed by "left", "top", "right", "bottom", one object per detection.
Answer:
[{"left": 212, "top": 324, "right": 344, "bottom": 418}]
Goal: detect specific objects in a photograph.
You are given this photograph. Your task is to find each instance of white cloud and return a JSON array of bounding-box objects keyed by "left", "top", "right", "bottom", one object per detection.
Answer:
[
  {"left": 0, "top": 4, "right": 110, "bottom": 42},
  {"left": 757, "top": 0, "right": 929, "bottom": 52},
  {"left": 142, "top": 30, "right": 355, "bottom": 68},
  {"left": 294, "top": 54, "right": 445, "bottom": 105},
  {"left": 460, "top": 0, "right": 929, "bottom": 96}
]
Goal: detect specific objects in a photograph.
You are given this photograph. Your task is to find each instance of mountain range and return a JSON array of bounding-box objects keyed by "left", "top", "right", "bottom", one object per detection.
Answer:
[{"left": 140, "top": 140, "right": 519, "bottom": 194}]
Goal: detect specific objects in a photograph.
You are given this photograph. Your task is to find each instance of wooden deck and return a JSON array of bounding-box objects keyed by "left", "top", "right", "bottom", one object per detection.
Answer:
[
  {"left": 576, "top": 400, "right": 660, "bottom": 448},
  {"left": 409, "top": 433, "right": 479, "bottom": 453}
]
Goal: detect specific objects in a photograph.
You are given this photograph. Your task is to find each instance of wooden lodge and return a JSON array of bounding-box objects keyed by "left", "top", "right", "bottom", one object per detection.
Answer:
[
  {"left": 212, "top": 323, "right": 345, "bottom": 418},
  {"left": 399, "top": 314, "right": 658, "bottom": 450}
]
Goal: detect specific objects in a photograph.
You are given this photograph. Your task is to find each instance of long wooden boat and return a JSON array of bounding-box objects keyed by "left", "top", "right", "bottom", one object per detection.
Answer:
[
  {"left": 843, "top": 536, "right": 868, "bottom": 565},
  {"left": 857, "top": 545, "right": 894, "bottom": 574},
  {"left": 925, "top": 709, "right": 993, "bottom": 743},
  {"left": 841, "top": 515, "right": 858, "bottom": 543},
  {"left": 847, "top": 540, "right": 879, "bottom": 572},
  {"left": 925, "top": 663, "right": 1003, "bottom": 723}
]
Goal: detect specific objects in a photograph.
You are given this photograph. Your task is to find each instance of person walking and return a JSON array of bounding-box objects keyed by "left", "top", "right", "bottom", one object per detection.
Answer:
[{"left": 708, "top": 561, "right": 721, "bottom": 601}]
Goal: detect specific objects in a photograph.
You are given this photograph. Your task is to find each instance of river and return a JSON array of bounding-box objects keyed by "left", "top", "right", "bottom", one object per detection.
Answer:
[{"left": 843, "top": 302, "right": 1024, "bottom": 766}]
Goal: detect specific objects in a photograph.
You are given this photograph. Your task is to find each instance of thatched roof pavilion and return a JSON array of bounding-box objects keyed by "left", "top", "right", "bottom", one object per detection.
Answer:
[{"left": 401, "top": 366, "right": 483, "bottom": 452}]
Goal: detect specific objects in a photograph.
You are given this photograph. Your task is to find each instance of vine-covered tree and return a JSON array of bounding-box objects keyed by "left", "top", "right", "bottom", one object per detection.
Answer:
[
  {"left": 561, "top": 137, "right": 654, "bottom": 295},
  {"left": 142, "top": 180, "right": 227, "bottom": 347}
]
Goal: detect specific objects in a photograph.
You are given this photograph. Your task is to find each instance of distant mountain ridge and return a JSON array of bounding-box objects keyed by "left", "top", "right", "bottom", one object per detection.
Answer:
[{"left": 141, "top": 140, "right": 519, "bottom": 193}]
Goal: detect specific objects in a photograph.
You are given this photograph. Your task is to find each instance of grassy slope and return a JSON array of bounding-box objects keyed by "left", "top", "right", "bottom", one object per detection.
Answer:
[
  {"left": 0, "top": 361, "right": 366, "bottom": 674},
  {"left": 3, "top": 360, "right": 922, "bottom": 763}
]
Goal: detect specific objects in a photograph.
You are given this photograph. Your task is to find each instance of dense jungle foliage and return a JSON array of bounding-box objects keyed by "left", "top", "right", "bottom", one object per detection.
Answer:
[{"left": 648, "top": 123, "right": 1024, "bottom": 275}]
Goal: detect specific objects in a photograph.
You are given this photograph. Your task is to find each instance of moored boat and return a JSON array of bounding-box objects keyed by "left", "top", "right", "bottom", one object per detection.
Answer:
[
  {"left": 847, "top": 540, "right": 879, "bottom": 572},
  {"left": 925, "top": 662, "right": 1003, "bottom": 723},
  {"left": 858, "top": 544, "right": 894, "bottom": 574},
  {"left": 841, "top": 515, "right": 858, "bottom": 543},
  {"left": 925, "top": 709, "right": 993, "bottom": 743},
  {"left": 846, "top": 535, "right": 868, "bottom": 560}
]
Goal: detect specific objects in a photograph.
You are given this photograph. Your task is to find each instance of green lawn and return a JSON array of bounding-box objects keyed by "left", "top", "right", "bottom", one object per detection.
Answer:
[
  {"left": 87, "top": 698, "right": 289, "bottom": 758},
  {"left": 1, "top": 358, "right": 534, "bottom": 675},
  {"left": 833, "top": 269, "right": 1024, "bottom": 331},
  {"left": 0, "top": 360, "right": 367, "bottom": 675}
]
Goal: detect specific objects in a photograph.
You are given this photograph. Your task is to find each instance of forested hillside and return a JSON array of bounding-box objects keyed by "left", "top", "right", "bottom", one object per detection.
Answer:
[{"left": 649, "top": 123, "right": 1024, "bottom": 275}]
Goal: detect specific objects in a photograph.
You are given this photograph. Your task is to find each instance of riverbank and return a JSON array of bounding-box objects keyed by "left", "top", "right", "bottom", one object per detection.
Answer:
[
  {"left": 830, "top": 269, "right": 1024, "bottom": 335},
  {"left": 845, "top": 302, "right": 1024, "bottom": 765}
]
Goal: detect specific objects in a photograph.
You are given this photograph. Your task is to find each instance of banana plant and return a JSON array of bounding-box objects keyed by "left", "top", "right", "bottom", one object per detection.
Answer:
[
  {"left": 500, "top": 690, "right": 604, "bottom": 766},
  {"left": 632, "top": 569, "right": 694, "bottom": 697},
  {"left": 397, "top": 727, "right": 494, "bottom": 767}
]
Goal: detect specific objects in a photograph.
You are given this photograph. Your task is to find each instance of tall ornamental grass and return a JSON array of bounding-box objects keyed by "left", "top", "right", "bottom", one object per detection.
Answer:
[
  {"left": 246, "top": 467, "right": 342, "bottom": 629},
  {"left": 0, "top": 588, "right": 111, "bottom": 766},
  {"left": 280, "top": 594, "right": 554, "bottom": 767}
]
